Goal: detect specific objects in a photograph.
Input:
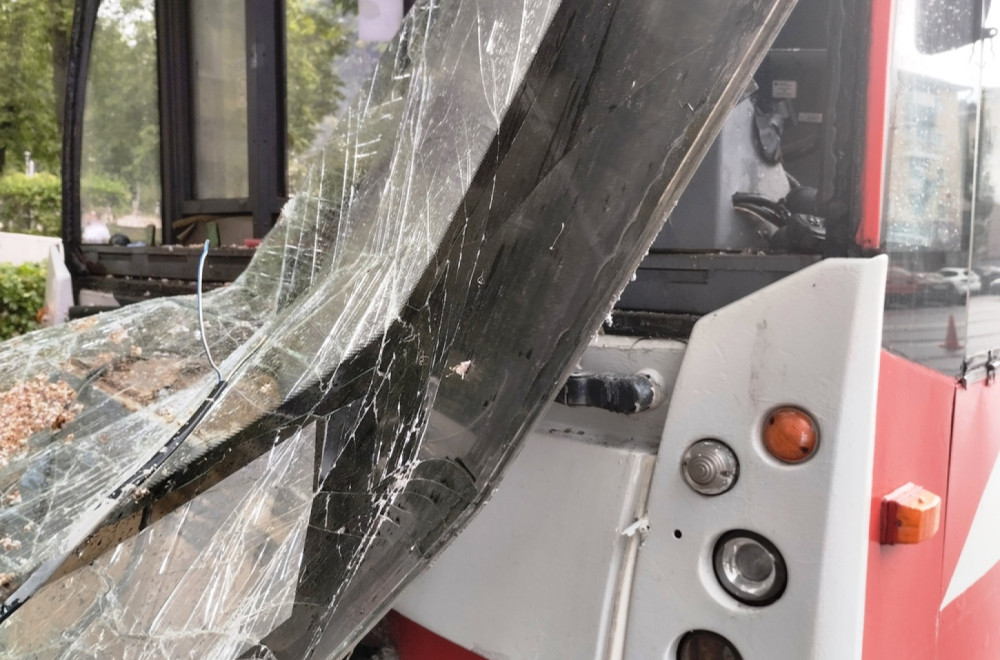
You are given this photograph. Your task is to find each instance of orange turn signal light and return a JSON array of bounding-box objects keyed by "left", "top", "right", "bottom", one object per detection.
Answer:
[
  {"left": 880, "top": 482, "right": 941, "bottom": 545},
  {"left": 763, "top": 407, "right": 818, "bottom": 463}
]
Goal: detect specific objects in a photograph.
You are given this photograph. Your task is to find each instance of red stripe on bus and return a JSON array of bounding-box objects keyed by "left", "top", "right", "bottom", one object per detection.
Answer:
[
  {"left": 389, "top": 611, "right": 487, "bottom": 660},
  {"left": 856, "top": 0, "right": 893, "bottom": 249}
]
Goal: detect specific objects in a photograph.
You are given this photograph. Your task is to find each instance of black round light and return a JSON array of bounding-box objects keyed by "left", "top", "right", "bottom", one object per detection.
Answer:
[
  {"left": 712, "top": 529, "right": 787, "bottom": 606},
  {"left": 677, "top": 630, "right": 742, "bottom": 660}
]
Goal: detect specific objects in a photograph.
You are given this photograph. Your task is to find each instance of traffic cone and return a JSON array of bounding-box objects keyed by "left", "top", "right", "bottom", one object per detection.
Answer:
[{"left": 941, "top": 314, "right": 964, "bottom": 351}]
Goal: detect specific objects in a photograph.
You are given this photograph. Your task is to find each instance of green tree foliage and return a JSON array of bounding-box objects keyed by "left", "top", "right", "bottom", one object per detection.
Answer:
[
  {"left": 0, "top": 171, "right": 128, "bottom": 237},
  {"left": 287, "top": 0, "right": 377, "bottom": 191},
  {"left": 0, "top": 0, "right": 365, "bottom": 228},
  {"left": 81, "top": 0, "right": 159, "bottom": 216},
  {"left": 0, "top": 261, "right": 45, "bottom": 340},
  {"left": 0, "top": 172, "right": 61, "bottom": 235},
  {"left": 286, "top": 0, "right": 357, "bottom": 156},
  {"left": 82, "top": 174, "right": 130, "bottom": 214},
  {"left": 0, "top": 0, "right": 74, "bottom": 175}
]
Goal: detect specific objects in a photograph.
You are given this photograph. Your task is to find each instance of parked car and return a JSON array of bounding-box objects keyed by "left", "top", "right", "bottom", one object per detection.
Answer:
[
  {"left": 975, "top": 265, "right": 1000, "bottom": 289},
  {"left": 885, "top": 266, "right": 920, "bottom": 304},
  {"left": 938, "top": 267, "right": 982, "bottom": 302},
  {"left": 915, "top": 270, "right": 955, "bottom": 305},
  {"left": 885, "top": 267, "right": 953, "bottom": 306}
]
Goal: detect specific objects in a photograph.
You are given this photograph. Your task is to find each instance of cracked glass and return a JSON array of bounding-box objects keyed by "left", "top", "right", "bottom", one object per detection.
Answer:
[{"left": 0, "top": 0, "right": 794, "bottom": 656}]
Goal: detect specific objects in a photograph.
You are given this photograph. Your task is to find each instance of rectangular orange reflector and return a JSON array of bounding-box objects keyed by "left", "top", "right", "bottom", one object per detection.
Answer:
[{"left": 880, "top": 482, "right": 942, "bottom": 545}]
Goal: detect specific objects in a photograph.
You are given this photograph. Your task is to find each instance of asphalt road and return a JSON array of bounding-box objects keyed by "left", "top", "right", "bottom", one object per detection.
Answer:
[{"left": 883, "top": 294, "right": 1000, "bottom": 374}]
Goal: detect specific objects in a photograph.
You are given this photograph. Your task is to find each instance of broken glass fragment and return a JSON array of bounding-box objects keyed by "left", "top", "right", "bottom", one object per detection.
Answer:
[{"left": 0, "top": 0, "right": 795, "bottom": 656}]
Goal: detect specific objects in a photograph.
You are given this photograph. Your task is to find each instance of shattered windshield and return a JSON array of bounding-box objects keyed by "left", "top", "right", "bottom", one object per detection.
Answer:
[{"left": 0, "top": 0, "right": 794, "bottom": 656}]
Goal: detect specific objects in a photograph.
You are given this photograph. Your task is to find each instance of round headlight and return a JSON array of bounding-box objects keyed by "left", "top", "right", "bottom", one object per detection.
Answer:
[
  {"left": 677, "top": 630, "right": 742, "bottom": 660},
  {"left": 712, "top": 530, "right": 787, "bottom": 606},
  {"left": 682, "top": 439, "right": 739, "bottom": 495}
]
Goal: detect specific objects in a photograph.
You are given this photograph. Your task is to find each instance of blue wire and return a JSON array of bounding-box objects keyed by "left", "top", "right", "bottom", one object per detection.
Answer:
[{"left": 197, "top": 240, "right": 222, "bottom": 383}]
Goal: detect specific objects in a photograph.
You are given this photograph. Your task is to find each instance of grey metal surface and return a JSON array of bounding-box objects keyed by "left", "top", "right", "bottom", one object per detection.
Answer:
[{"left": 618, "top": 253, "right": 819, "bottom": 315}]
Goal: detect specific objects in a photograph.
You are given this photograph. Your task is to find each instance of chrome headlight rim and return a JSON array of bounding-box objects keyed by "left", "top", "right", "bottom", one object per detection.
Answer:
[{"left": 712, "top": 529, "right": 787, "bottom": 606}]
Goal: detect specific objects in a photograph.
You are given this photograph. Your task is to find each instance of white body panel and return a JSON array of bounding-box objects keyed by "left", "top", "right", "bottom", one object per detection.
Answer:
[
  {"left": 395, "top": 337, "right": 685, "bottom": 659},
  {"left": 397, "top": 257, "right": 887, "bottom": 660},
  {"left": 941, "top": 453, "right": 1000, "bottom": 610},
  {"left": 0, "top": 231, "right": 60, "bottom": 266},
  {"left": 626, "top": 256, "right": 887, "bottom": 659},
  {"left": 43, "top": 243, "right": 72, "bottom": 326},
  {"left": 396, "top": 432, "right": 652, "bottom": 660}
]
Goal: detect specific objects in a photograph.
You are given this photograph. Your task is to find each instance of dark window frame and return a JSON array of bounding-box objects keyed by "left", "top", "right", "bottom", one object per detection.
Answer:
[
  {"left": 61, "top": 0, "right": 98, "bottom": 253},
  {"left": 63, "top": 0, "right": 288, "bottom": 253},
  {"left": 158, "top": 0, "right": 288, "bottom": 242}
]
